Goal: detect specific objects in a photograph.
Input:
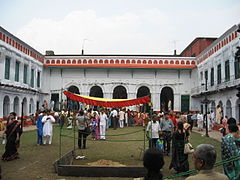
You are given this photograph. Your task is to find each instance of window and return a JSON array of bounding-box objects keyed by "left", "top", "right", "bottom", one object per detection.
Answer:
[
  {"left": 205, "top": 70, "right": 208, "bottom": 81},
  {"left": 23, "top": 64, "right": 28, "bottom": 84},
  {"left": 200, "top": 71, "right": 203, "bottom": 81},
  {"left": 225, "top": 60, "right": 230, "bottom": 81},
  {"left": 30, "top": 69, "right": 34, "bottom": 87},
  {"left": 210, "top": 68, "right": 214, "bottom": 86},
  {"left": 37, "top": 71, "right": 41, "bottom": 88},
  {"left": 235, "top": 55, "right": 240, "bottom": 79},
  {"left": 4, "top": 57, "right": 10, "bottom": 79},
  {"left": 217, "top": 64, "right": 221, "bottom": 84},
  {"left": 15, "top": 61, "right": 20, "bottom": 82}
]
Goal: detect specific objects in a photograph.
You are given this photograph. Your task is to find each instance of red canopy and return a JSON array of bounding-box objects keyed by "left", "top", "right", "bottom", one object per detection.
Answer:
[{"left": 63, "top": 91, "right": 151, "bottom": 108}]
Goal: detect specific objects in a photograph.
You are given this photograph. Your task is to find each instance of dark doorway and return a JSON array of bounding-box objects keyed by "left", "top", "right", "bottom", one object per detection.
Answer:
[
  {"left": 51, "top": 93, "right": 59, "bottom": 111},
  {"left": 113, "top": 85, "right": 127, "bottom": 99},
  {"left": 137, "top": 86, "right": 151, "bottom": 113},
  {"left": 90, "top": 86, "right": 103, "bottom": 110},
  {"left": 160, "top": 87, "right": 174, "bottom": 112},
  {"left": 67, "top": 85, "right": 80, "bottom": 111}
]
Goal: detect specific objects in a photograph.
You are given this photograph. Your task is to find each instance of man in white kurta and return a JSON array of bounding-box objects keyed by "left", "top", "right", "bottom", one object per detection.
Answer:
[
  {"left": 42, "top": 111, "right": 55, "bottom": 144},
  {"left": 197, "top": 112, "right": 204, "bottom": 131},
  {"left": 99, "top": 111, "right": 108, "bottom": 140},
  {"left": 119, "top": 110, "right": 125, "bottom": 128}
]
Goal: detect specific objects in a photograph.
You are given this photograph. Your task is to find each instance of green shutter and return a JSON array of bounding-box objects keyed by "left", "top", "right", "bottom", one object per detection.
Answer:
[
  {"left": 24, "top": 65, "right": 28, "bottom": 84},
  {"left": 15, "top": 62, "right": 20, "bottom": 81},
  {"left": 37, "top": 71, "right": 40, "bottom": 87},
  {"left": 31, "top": 69, "right": 34, "bottom": 87},
  {"left": 4, "top": 57, "right": 10, "bottom": 79},
  {"left": 181, "top": 95, "right": 190, "bottom": 113}
]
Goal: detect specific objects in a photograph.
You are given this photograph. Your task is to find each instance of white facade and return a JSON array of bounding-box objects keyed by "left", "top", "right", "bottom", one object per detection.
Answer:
[
  {"left": 191, "top": 25, "right": 240, "bottom": 121},
  {"left": 0, "top": 24, "right": 239, "bottom": 121},
  {"left": 0, "top": 27, "right": 46, "bottom": 118}
]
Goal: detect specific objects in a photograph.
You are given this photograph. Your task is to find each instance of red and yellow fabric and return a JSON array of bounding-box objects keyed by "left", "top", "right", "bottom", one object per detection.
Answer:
[{"left": 63, "top": 91, "right": 151, "bottom": 108}]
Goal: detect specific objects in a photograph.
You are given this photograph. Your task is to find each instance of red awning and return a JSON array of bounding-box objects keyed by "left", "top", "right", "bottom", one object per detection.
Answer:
[{"left": 63, "top": 91, "right": 151, "bottom": 108}]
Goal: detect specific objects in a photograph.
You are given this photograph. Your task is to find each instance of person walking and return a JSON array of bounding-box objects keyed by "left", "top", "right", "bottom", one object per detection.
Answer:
[
  {"left": 160, "top": 113, "right": 174, "bottom": 155},
  {"left": 146, "top": 115, "right": 161, "bottom": 148},
  {"left": 42, "top": 110, "right": 55, "bottom": 145},
  {"left": 197, "top": 112, "right": 204, "bottom": 131},
  {"left": 169, "top": 121, "right": 189, "bottom": 173},
  {"left": 99, "top": 110, "right": 108, "bottom": 140},
  {"left": 2, "top": 112, "right": 22, "bottom": 161}
]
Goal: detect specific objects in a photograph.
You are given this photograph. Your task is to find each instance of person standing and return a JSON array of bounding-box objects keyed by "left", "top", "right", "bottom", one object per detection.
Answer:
[
  {"left": 160, "top": 113, "right": 174, "bottom": 155},
  {"left": 197, "top": 112, "right": 204, "bottom": 131},
  {"left": 221, "top": 124, "right": 240, "bottom": 180},
  {"left": 146, "top": 115, "right": 161, "bottom": 148},
  {"left": 186, "top": 144, "right": 228, "bottom": 180},
  {"left": 143, "top": 148, "right": 165, "bottom": 180},
  {"left": 36, "top": 111, "right": 45, "bottom": 145},
  {"left": 119, "top": 109, "right": 125, "bottom": 128},
  {"left": 112, "top": 109, "right": 118, "bottom": 130},
  {"left": 76, "top": 110, "right": 89, "bottom": 149},
  {"left": 169, "top": 122, "right": 189, "bottom": 173},
  {"left": 2, "top": 112, "right": 22, "bottom": 161},
  {"left": 99, "top": 110, "right": 108, "bottom": 140},
  {"left": 42, "top": 110, "right": 55, "bottom": 145}
]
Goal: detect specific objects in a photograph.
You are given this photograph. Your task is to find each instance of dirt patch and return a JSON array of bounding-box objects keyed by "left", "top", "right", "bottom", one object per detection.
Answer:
[{"left": 87, "top": 159, "right": 126, "bottom": 167}]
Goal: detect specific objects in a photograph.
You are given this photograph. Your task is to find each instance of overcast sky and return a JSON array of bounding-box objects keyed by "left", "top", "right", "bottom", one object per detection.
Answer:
[{"left": 1, "top": 0, "right": 240, "bottom": 55}]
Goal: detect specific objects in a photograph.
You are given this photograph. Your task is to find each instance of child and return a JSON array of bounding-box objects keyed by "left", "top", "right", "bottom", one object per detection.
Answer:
[{"left": 89, "top": 117, "right": 97, "bottom": 140}]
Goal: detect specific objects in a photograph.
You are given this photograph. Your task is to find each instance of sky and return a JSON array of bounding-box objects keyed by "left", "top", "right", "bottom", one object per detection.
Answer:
[{"left": 1, "top": 0, "right": 240, "bottom": 55}]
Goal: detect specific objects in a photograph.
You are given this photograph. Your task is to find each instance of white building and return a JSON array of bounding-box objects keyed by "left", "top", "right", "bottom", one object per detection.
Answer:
[{"left": 0, "top": 24, "right": 239, "bottom": 122}]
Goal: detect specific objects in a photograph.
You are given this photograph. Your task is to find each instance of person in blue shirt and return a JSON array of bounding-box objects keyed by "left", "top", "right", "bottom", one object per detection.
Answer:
[{"left": 36, "top": 111, "right": 45, "bottom": 145}]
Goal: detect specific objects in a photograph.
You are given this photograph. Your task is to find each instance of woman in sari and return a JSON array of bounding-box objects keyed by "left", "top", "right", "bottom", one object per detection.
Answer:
[
  {"left": 2, "top": 112, "right": 22, "bottom": 161},
  {"left": 169, "top": 121, "right": 189, "bottom": 173},
  {"left": 221, "top": 124, "right": 240, "bottom": 180}
]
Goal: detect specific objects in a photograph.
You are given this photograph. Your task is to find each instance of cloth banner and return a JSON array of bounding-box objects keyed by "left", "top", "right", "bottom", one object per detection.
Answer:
[{"left": 63, "top": 91, "right": 151, "bottom": 108}]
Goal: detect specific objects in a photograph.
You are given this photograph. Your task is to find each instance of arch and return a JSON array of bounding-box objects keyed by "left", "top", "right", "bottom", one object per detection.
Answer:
[
  {"left": 137, "top": 60, "right": 141, "bottom": 64},
  {"left": 57, "top": 60, "right": 60, "bottom": 64},
  {"left": 104, "top": 60, "right": 109, "bottom": 64},
  {"left": 13, "top": 96, "right": 20, "bottom": 115},
  {"left": 94, "top": 59, "right": 98, "bottom": 64},
  {"left": 89, "top": 86, "right": 103, "bottom": 111},
  {"left": 137, "top": 86, "right": 151, "bottom": 113},
  {"left": 22, "top": 97, "right": 27, "bottom": 116},
  {"left": 115, "top": 59, "right": 119, "bottom": 64},
  {"left": 154, "top": 60, "right": 158, "bottom": 64},
  {"left": 62, "top": 60, "right": 66, "bottom": 64},
  {"left": 226, "top": 99, "right": 232, "bottom": 118},
  {"left": 67, "top": 85, "right": 80, "bottom": 111},
  {"left": 113, "top": 85, "right": 127, "bottom": 99},
  {"left": 29, "top": 98, "right": 34, "bottom": 114},
  {"left": 235, "top": 99, "right": 240, "bottom": 123},
  {"left": 160, "top": 87, "right": 174, "bottom": 112},
  {"left": 126, "top": 60, "right": 130, "bottom": 64},
  {"left": 46, "top": 60, "right": 50, "bottom": 64},
  {"left": 170, "top": 60, "right": 174, "bottom": 64},
  {"left": 99, "top": 59, "right": 103, "bottom": 64},
  {"left": 72, "top": 60, "right": 76, "bottom": 64},
  {"left": 88, "top": 60, "right": 92, "bottom": 64},
  {"left": 110, "top": 60, "right": 114, "bottom": 64},
  {"left": 181, "top": 60, "right": 185, "bottom": 65},
  {"left": 121, "top": 60, "right": 125, "bottom": 64},
  {"left": 83, "top": 59, "right": 87, "bottom": 64},
  {"left": 159, "top": 60, "right": 163, "bottom": 64},
  {"left": 148, "top": 60, "right": 152, "bottom": 64},
  {"left": 211, "top": 101, "right": 216, "bottom": 116},
  {"left": 67, "top": 60, "right": 71, "bottom": 64},
  {"left": 143, "top": 60, "right": 147, "bottom": 64},
  {"left": 89, "top": 86, "right": 103, "bottom": 98},
  {"left": 164, "top": 60, "right": 168, "bottom": 64},
  {"left": 3, "top": 96, "right": 10, "bottom": 117},
  {"left": 78, "top": 60, "right": 81, "bottom": 64},
  {"left": 132, "top": 60, "right": 136, "bottom": 64}
]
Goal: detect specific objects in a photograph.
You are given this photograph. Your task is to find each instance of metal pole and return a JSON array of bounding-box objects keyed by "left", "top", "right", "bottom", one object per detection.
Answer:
[
  {"left": 205, "top": 77, "right": 209, "bottom": 137},
  {"left": 21, "top": 101, "right": 24, "bottom": 131}
]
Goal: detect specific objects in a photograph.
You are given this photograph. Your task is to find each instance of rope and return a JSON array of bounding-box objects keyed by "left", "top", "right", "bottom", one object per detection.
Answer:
[{"left": 60, "top": 133, "right": 146, "bottom": 142}]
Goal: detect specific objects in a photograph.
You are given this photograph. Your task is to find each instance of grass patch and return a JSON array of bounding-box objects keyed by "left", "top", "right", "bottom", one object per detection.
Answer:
[{"left": 0, "top": 125, "right": 224, "bottom": 180}]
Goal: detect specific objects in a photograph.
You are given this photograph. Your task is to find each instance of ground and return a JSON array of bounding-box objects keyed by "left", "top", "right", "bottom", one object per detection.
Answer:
[{"left": 0, "top": 125, "right": 224, "bottom": 180}]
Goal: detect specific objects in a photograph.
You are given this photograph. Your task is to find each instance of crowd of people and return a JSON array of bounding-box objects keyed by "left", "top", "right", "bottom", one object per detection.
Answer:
[{"left": 1, "top": 107, "right": 240, "bottom": 180}]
